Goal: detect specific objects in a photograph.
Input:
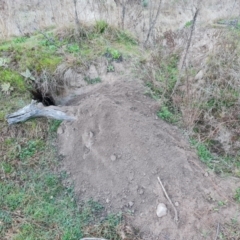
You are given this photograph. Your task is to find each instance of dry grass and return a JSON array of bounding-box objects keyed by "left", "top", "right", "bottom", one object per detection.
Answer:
[{"left": 140, "top": 26, "right": 240, "bottom": 176}]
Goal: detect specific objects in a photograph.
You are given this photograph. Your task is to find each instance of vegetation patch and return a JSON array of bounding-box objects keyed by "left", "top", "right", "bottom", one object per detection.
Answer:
[
  {"left": 141, "top": 29, "right": 240, "bottom": 177},
  {"left": 0, "top": 22, "right": 142, "bottom": 240},
  {"left": 84, "top": 76, "right": 101, "bottom": 85}
]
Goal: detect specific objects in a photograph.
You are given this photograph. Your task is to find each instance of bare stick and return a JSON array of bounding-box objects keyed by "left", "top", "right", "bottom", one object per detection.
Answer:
[
  {"left": 157, "top": 176, "right": 178, "bottom": 223},
  {"left": 181, "top": 8, "right": 199, "bottom": 69},
  {"left": 214, "top": 223, "right": 220, "bottom": 240},
  {"left": 144, "top": 0, "right": 162, "bottom": 47},
  {"left": 73, "top": 0, "right": 82, "bottom": 40}
]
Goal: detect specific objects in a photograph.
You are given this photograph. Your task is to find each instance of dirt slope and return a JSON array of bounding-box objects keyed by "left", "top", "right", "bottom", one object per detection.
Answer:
[{"left": 57, "top": 63, "right": 239, "bottom": 239}]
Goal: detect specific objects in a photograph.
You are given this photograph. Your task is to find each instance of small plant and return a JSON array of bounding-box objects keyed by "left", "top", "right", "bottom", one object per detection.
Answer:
[
  {"left": 84, "top": 76, "right": 101, "bottom": 84},
  {"left": 105, "top": 48, "right": 122, "bottom": 61},
  {"left": 1, "top": 83, "right": 13, "bottom": 95},
  {"left": 0, "top": 57, "right": 9, "bottom": 67},
  {"left": 95, "top": 20, "right": 108, "bottom": 34},
  {"left": 67, "top": 43, "right": 80, "bottom": 53},
  {"left": 19, "top": 140, "right": 45, "bottom": 161},
  {"left": 49, "top": 120, "right": 62, "bottom": 133},
  {"left": 157, "top": 106, "right": 176, "bottom": 123},
  {"left": 107, "top": 64, "right": 115, "bottom": 72},
  {"left": 185, "top": 20, "right": 193, "bottom": 28},
  {"left": 20, "top": 68, "right": 36, "bottom": 81},
  {"left": 234, "top": 188, "right": 240, "bottom": 203},
  {"left": 13, "top": 36, "right": 27, "bottom": 44}
]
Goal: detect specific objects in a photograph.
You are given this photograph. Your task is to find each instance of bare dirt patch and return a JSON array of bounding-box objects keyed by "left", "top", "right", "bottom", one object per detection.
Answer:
[{"left": 57, "top": 62, "right": 240, "bottom": 239}]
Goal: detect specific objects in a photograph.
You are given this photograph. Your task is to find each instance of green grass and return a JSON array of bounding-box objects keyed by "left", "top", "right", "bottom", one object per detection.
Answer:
[
  {"left": 0, "top": 69, "right": 26, "bottom": 92},
  {"left": 157, "top": 105, "right": 177, "bottom": 123},
  {"left": 0, "top": 125, "right": 125, "bottom": 240}
]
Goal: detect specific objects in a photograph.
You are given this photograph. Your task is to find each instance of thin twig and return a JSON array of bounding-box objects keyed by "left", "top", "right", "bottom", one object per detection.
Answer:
[
  {"left": 215, "top": 223, "right": 220, "bottom": 240},
  {"left": 181, "top": 8, "right": 199, "bottom": 69},
  {"left": 157, "top": 176, "right": 178, "bottom": 223},
  {"left": 144, "top": 0, "right": 162, "bottom": 47}
]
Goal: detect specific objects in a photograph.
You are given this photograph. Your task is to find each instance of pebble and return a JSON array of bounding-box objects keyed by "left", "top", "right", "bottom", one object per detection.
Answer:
[
  {"left": 204, "top": 172, "right": 209, "bottom": 177},
  {"left": 128, "top": 201, "right": 134, "bottom": 207},
  {"left": 139, "top": 189, "right": 144, "bottom": 195},
  {"left": 106, "top": 198, "right": 110, "bottom": 203},
  {"left": 89, "top": 131, "right": 94, "bottom": 138},
  {"left": 175, "top": 202, "right": 179, "bottom": 207},
  {"left": 111, "top": 154, "right": 117, "bottom": 161},
  {"left": 156, "top": 203, "right": 167, "bottom": 218}
]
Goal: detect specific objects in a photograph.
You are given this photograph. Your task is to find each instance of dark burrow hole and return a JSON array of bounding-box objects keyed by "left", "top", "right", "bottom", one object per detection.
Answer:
[{"left": 30, "top": 88, "right": 56, "bottom": 106}]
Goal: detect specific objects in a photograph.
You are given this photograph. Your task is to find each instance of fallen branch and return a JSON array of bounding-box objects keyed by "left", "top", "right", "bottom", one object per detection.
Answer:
[
  {"left": 214, "top": 222, "right": 220, "bottom": 240},
  {"left": 157, "top": 176, "right": 178, "bottom": 223},
  {"left": 6, "top": 100, "right": 76, "bottom": 125}
]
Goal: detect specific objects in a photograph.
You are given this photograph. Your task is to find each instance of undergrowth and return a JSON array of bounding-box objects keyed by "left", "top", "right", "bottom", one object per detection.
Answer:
[{"left": 142, "top": 28, "right": 240, "bottom": 177}]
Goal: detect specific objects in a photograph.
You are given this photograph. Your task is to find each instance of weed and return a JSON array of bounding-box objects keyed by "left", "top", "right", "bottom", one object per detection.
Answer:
[
  {"left": 116, "top": 30, "right": 137, "bottom": 46},
  {"left": 95, "top": 20, "right": 108, "bottom": 34},
  {"left": 0, "top": 69, "right": 26, "bottom": 92},
  {"left": 84, "top": 76, "right": 101, "bottom": 84},
  {"left": 67, "top": 43, "right": 80, "bottom": 53},
  {"left": 234, "top": 188, "right": 240, "bottom": 203},
  {"left": 49, "top": 119, "right": 62, "bottom": 133},
  {"left": 13, "top": 36, "right": 28, "bottom": 44},
  {"left": 190, "top": 140, "right": 214, "bottom": 166},
  {"left": 19, "top": 140, "right": 45, "bottom": 161},
  {"left": 107, "top": 64, "right": 115, "bottom": 72},
  {"left": 185, "top": 20, "right": 193, "bottom": 28},
  {"left": 105, "top": 48, "right": 122, "bottom": 61},
  {"left": 157, "top": 106, "right": 176, "bottom": 123}
]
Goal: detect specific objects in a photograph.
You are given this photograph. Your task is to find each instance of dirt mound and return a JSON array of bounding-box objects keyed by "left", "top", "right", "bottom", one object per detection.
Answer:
[{"left": 57, "top": 72, "right": 239, "bottom": 239}]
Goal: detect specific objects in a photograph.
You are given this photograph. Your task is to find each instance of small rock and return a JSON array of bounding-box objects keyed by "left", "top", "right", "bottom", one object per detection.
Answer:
[
  {"left": 106, "top": 198, "right": 110, "bottom": 203},
  {"left": 204, "top": 172, "right": 209, "bottom": 177},
  {"left": 194, "top": 70, "right": 203, "bottom": 80},
  {"left": 156, "top": 203, "right": 167, "bottom": 218},
  {"left": 175, "top": 202, "right": 179, "bottom": 207},
  {"left": 139, "top": 189, "right": 144, "bottom": 195},
  {"left": 111, "top": 154, "right": 117, "bottom": 161},
  {"left": 57, "top": 127, "right": 64, "bottom": 134},
  {"left": 128, "top": 201, "right": 134, "bottom": 207},
  {"left": 89, "top": 131, "right": 94, "bottom": 138}
]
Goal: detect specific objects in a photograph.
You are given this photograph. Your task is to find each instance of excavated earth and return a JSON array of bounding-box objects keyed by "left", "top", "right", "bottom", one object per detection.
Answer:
[{"left": 57, "top": 61, "right": 239, "bottom": 240}]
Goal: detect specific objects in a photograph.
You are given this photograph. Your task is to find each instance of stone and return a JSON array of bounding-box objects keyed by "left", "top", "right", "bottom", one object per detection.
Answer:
[
  {"left": 175, "top": 202, "right": 179, "bottom": 207},
  {"left": 128, "top": 201, "right": 134, "bottom": 207},
  {"left": 156, "top": 203, "right": 167, "bottom": 218},
  {"left": 111, "top": 154, "right": 117, "bottom": 161},
  {"left": 194, "top": 70, "right": 204, "bottom": 80},
  {"left": 139, "top": 189, "right": 144, "bottom": 195}
]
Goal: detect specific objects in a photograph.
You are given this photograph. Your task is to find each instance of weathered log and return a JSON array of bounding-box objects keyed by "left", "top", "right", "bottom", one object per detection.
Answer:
[{"left": 6, "top": 100, "right": 76, "bottom": 125}]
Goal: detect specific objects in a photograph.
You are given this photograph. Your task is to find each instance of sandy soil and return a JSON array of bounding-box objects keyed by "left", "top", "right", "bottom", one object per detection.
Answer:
[{"left": 57, "top": 62, "right": 240, "bottom": 240}]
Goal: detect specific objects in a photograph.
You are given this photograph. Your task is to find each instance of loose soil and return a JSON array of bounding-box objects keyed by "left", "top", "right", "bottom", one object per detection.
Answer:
[{"left": 57, "top": 61, "right": 240, "bottom": 239}]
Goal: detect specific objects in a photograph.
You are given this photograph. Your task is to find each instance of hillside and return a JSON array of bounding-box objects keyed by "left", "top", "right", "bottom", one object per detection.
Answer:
[{"left": 0, "top": 1, "right": 240, "bottom": 239}]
